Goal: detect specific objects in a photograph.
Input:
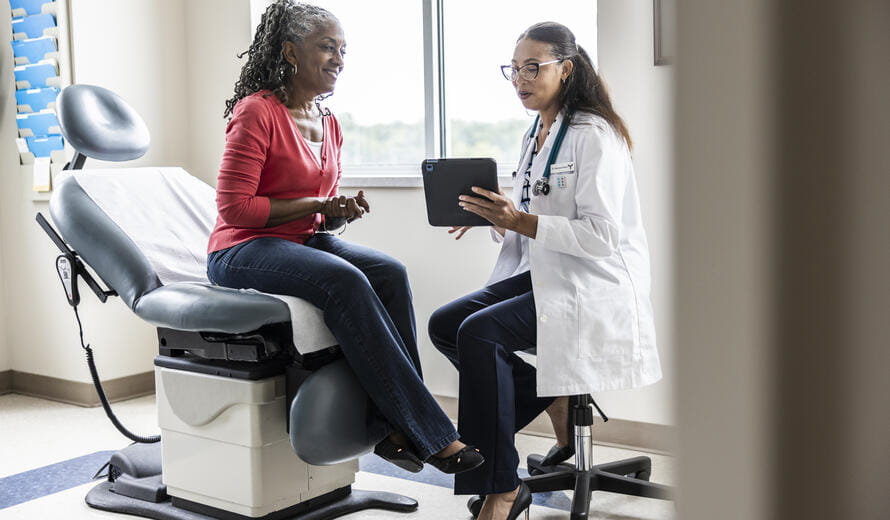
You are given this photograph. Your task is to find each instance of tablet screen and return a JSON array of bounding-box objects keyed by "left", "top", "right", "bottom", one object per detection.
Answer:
[{"left": 421, "top": 158, "right": 499, "bottom": 227}]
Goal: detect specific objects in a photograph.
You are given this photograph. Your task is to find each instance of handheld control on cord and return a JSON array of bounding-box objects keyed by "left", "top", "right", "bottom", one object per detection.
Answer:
[
  {"left": 37, "top": 213, "right": 161, "bottom": 444},
  {"left": 37, "top": 212, "right": 115, "bottom": 306},
  {"left": 37, "top": 212, "right": 160, "bottom": 444}
]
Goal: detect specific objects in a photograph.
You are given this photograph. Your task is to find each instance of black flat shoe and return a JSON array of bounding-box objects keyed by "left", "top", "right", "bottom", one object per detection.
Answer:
[
  {"left": 539, "top": 443, "right": 575, "bottom": 466},
  {"left": 426, "top": 445, "right": 484, "bottom": 474},
  {"left": 374, "top": 437, "right": 423, "bottom": 473},
  {"left": 506, "top": 482, "right": 532, "bottom": 520}
]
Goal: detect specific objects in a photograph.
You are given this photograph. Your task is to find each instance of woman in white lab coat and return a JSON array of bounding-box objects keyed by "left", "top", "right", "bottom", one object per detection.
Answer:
[{"left": 428, "top": 22, "right": 662, "bottom": 520}]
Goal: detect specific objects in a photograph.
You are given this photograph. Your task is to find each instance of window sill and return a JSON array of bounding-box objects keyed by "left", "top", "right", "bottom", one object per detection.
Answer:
[
  {"left": 339, "top": 175, "right": 424, "bottom": 188},
  {"left": 340, "top": 174, "right": 515, "bottom": 189}
]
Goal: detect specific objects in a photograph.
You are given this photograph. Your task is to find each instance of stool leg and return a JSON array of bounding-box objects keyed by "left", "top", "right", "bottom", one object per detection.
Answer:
[
  {"left": 594, "top": 471, "right": 674, "bottom": 500},
  {"left": 597, "top": 455, "right": 652, "bottom": 479},
  {"left": 570, "top": 472, "right": 592, "bottom": 519},
  {"left": 524, "top": 470, "right": 577, "bottom": 494}
]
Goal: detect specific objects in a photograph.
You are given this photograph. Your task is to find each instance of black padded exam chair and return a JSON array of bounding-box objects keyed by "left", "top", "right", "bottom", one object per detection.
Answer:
[{"left": 44, "top": 84, "right": 417, "bottom": 520}]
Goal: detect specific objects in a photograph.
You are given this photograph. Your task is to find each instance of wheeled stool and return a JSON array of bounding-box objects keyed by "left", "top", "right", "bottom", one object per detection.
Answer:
[{"left": 469, "top": 395, "right": 672, "bottom": 519}]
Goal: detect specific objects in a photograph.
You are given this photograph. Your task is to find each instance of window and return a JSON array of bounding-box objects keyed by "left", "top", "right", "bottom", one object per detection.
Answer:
[
  {"left": 249, "top": 0, "right": 596, "bottom": 179},
  {"left": 442, "top": 0, "right": 597, "bottom": 172}
]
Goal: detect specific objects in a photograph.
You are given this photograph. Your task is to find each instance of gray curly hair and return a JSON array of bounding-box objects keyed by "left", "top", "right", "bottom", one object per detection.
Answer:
[{"left": 224, "top": 1, "right": 338, "bottom": 118}]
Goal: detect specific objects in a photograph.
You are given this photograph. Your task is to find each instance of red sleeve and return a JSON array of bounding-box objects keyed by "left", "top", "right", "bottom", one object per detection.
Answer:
[
  {"left": 327, "top": 114, "right": 343, "bottom": 198},
  {"left": 215, "top": 96, "right": 273, "bottom": 228}
]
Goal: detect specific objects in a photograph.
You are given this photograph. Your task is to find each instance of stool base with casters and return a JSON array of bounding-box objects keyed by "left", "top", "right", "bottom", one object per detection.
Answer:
[{"left": 468, "top": 395, "right": 673, "bottom": 519}]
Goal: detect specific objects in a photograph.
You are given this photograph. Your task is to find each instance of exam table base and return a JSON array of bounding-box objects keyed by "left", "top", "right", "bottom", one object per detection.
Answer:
[
  {"left": 86, "top": 481, "right": 418, "bottom": 520},
  {"left": 84, "top": 443, "right": 417, "bottom": 520}
]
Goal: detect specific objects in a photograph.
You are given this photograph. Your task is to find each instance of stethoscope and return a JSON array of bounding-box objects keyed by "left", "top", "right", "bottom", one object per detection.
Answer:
[{"left": 514, "top": 111, "right": 573, "bottom": 196}]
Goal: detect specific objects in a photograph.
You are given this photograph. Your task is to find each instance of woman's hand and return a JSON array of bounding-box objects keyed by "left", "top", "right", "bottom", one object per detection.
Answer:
[
  {"left": 322, "top": 190, "right": 370, "bottom": 222},
  {"left": 447, "top": 226, "right": 472, "bottom": 240},
  {"left": 348, "top": 190, "right": 370, "bottom": 222},
  {"left": 459, "top": 187, "right": 538, "bottom": 239}
]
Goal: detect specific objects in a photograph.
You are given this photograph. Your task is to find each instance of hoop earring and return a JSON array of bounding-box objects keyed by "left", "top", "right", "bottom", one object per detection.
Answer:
[{"left": 292, "top": 63, "right": 298, "bottom": 76}]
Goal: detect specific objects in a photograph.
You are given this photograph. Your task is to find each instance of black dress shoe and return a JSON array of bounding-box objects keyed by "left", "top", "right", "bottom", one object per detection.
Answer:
[
  {"left": 539, "top": 443, "right": 575, "bottom": 466},
  {"left": 506, "top": 482, "right": 532, "bottom": 520},
  {"left": 373, "top": 437, "right": 423, "bottom": 473},
  {"left": 468, "top": 483, "right": 531, "bottom": 519},
  {"left": 426, "top": 445, "right": 484, "bottom": 474}
]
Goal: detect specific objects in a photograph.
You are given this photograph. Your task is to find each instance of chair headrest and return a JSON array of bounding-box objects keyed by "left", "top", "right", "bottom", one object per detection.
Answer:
[{"left": 56, "top": 84, "right": 150, "bottom": 162}]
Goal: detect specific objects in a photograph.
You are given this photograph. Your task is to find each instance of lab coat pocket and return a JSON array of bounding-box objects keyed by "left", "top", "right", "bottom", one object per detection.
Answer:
[{"left": 577, "top": 287, "right": 636, "bottom": 364}]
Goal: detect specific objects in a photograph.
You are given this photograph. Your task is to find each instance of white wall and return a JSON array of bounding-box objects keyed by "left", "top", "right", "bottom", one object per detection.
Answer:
[
  {"left": 0, "top": 247, "right": 7, "bottom": 372},
  {"left": 183, "top": 0, "right": 251, "bottom": 185},
  {"left": 68, "top": 0, "right": 191, "bottom": 170},
  {"left": 0, "top": 0, "right": 15, "bottom": 374},
  {"left": 589, "top": 0, "right": 674, "bottom": 424}
]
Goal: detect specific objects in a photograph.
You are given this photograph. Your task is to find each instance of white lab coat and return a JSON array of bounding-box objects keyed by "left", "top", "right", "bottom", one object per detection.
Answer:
[{"left": 488, "top": 111, "right": 662, "bottom": 396}]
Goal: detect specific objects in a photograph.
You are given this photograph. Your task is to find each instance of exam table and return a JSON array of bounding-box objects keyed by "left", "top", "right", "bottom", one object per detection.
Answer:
[{"left": 40, "top": 84, "right": 417, "bottom": 520}]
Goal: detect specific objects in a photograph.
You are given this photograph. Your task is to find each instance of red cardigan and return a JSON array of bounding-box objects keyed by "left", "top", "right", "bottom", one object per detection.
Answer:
[{"left": 207, "top": 91, "right": 342, "bottom": 253}]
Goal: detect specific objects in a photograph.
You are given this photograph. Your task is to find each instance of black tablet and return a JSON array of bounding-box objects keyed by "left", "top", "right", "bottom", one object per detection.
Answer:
[{"left": 421, "top": 158, "right": 499, "bottom": 227}]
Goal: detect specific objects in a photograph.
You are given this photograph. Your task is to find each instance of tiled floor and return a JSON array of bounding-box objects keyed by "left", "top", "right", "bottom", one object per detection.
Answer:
[{"left": 0, "top": 393, "right": 675, "bottom": 519}]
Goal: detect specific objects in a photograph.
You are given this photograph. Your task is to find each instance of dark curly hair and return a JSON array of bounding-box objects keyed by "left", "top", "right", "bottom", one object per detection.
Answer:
[
  {"left": 519, "top": 22, "right": 633, "bottom": 150},
  {"left": 224, "top": 1, "right": 338, "bottom": 119}
]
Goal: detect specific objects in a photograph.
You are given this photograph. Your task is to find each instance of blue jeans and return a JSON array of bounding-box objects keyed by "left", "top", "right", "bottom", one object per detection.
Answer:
[
  {"left": 429, "top": 271, "right": 554, "bottom": 495},
  {"left": 207, "top": 234, "right": 458, "bottom": 459}
]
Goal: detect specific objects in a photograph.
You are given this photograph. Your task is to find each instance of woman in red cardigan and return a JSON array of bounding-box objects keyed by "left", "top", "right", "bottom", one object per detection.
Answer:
[{"left": 206, "top": 1, "right": 482, "bottom": 476}]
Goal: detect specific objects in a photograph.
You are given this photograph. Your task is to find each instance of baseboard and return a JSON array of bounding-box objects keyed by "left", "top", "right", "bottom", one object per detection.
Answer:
[
  {"left": 434, "top": 395, "right": 676, "bottom": 455},
  {"left": 8, "top": 370, "right": 155, "bottom": 407},
  {"left": 0, "top": 370, "right": 11, "bottom": 395}
]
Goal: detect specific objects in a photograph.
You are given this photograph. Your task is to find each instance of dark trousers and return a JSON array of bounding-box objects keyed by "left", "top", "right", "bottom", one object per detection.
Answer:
[
  {"left": 429, "top": 271, "right": 555, "bottom": 495},
  {"left": 208, "top": 234, "right": 458, "bottom": 459}
]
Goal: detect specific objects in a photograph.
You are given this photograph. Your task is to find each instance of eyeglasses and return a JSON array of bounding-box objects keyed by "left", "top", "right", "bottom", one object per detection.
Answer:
[{"left": 500, "top": 59, "right": 563, "bottom": 81}]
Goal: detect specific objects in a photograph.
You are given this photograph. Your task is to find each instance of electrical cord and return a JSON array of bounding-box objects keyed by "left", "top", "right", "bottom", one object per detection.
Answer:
[{"left": 73, "top": 305, "right": 160, "bottom": 444}]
